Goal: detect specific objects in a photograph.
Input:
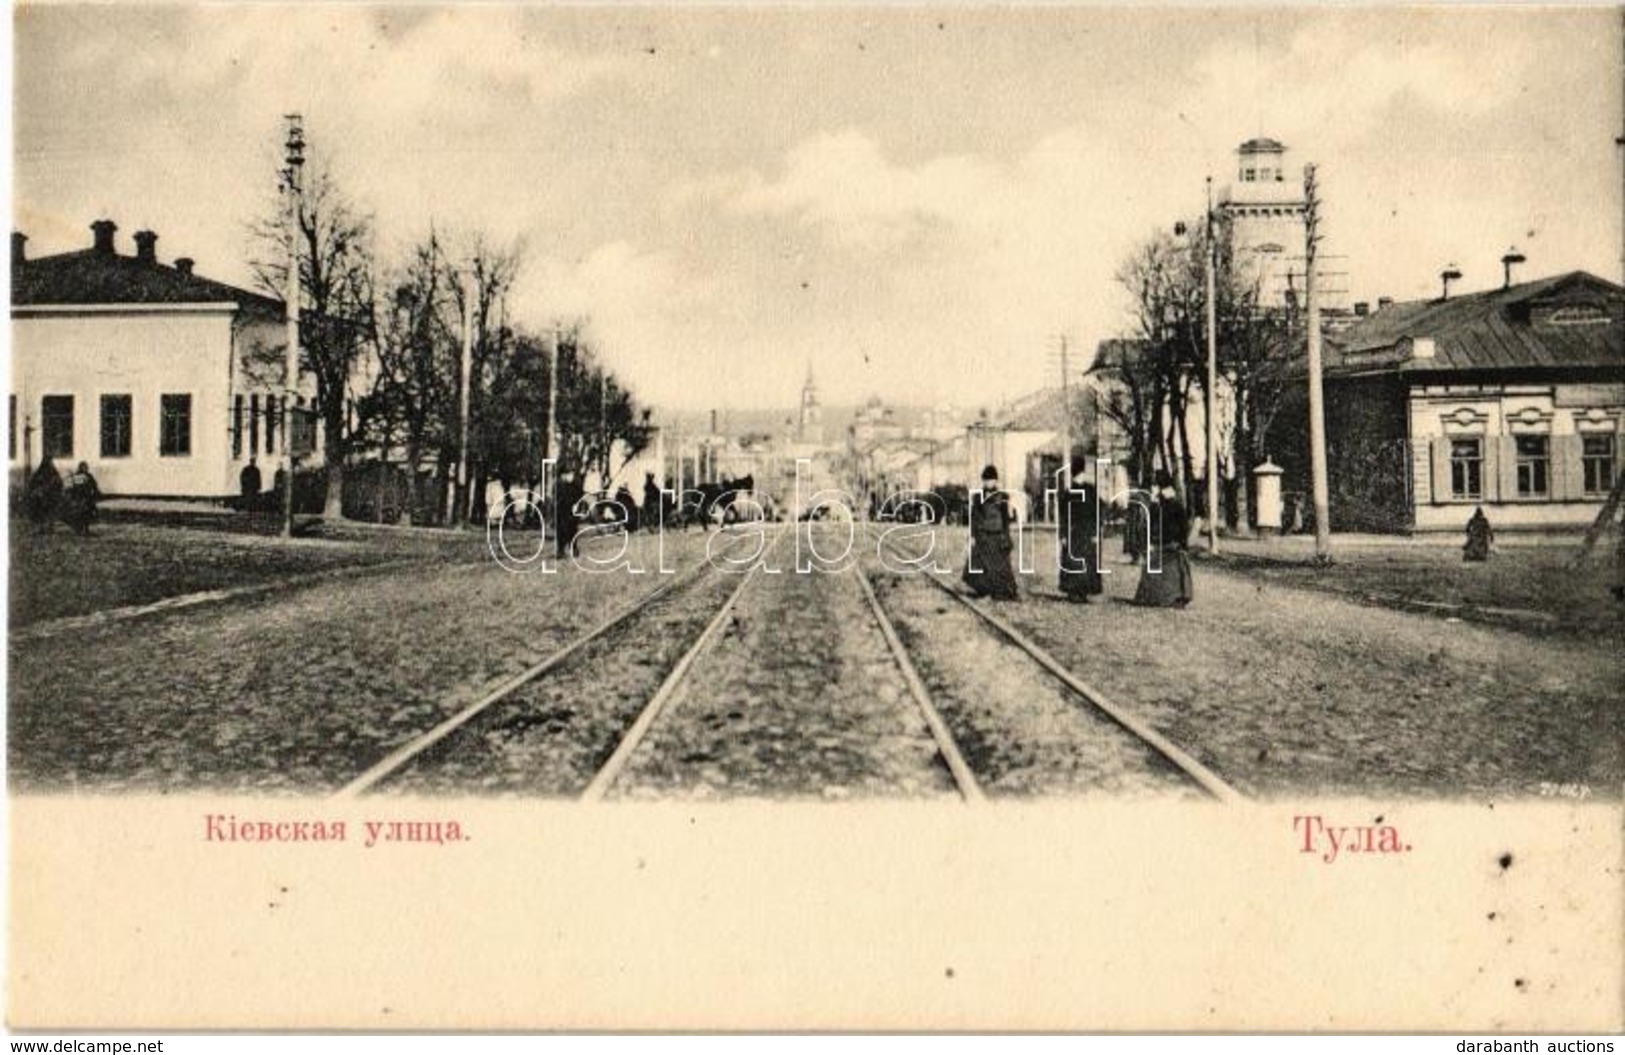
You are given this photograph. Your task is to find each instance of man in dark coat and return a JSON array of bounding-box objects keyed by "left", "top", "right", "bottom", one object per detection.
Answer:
[
  {"left": 962, "top": 465, "right": 1020, "bottom": 601},
  {"left": 1058, "top": 456, "right": 1104, "bottom": 603},
  {"left": 554, "top": 471, "right": 584, "bottom": 558},
  {"left": 239, "top": 457, "right": 263, "bottom": 512},
  {"left": 643, "top": 473, "right": 662, "bottom": 532},
  {"left": 60, "top": 461, "right": 100, "bottom": 535},
  {"left": 238, "top": 455, "right": 261, "bottom": 500}
]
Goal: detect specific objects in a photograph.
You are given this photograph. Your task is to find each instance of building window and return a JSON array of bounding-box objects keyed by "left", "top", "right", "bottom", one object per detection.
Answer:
[
  {"left": 160, "top": 394, "right": 192, "bottom": 457},
  {"left": 232, "top": 395, "right": 244, "bottom": 459},
  {"left": 41, "top": 395, "right": 74, "bottom": 458},
  {"left": 250, "top": 394, "right": 261, "bottom": 455},
  {"left": 1242, "top": 167, "right": 1255, "bottom": 182},
  {"left": 1515, "top": 435, "right": 1549, "bottom": 497},
  {"left": 100, "top": 394, "right": 132, "bottom": 458},
  {"left": 265, "top": 396, "right": 278, "bottom": 454},
  {"left": 8, "top": 395, "right": 15, "bottom": 461},
  {"left": 1582, "top": 434, "right": 1616, "bottom": 496},
  {"left": 1449, "top": 437, "right": 1483, "bottom": 499}
]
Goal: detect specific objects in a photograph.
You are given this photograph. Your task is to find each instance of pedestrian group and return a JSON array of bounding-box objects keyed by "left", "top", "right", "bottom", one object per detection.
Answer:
[{"left": 961, "top": 459, "right": 1194, "bottom": 608}]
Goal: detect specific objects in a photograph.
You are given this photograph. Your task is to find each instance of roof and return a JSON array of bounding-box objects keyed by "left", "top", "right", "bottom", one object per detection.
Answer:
[
  {"left": 1238, "top": 137, "right": 1286, "bottom": 154},
  {"left": 1324, "top": 270, "right": 1624, "bottom": 377},
  {"left": 12, "top": 249, "right": 283, "bottom": 315}
]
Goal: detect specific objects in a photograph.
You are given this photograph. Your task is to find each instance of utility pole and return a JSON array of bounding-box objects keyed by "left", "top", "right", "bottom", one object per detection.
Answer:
[
  {"left": 455, "top": 263, "right": 476, "bottom": 526},
  {"left": 281, "top": 114, "right": 304, "bottom": 540},
  {"left": 548, "top": 324, "right": 561, "bottom": 490},
  {"left": 1058, "top": 334, "right": 1071, "bottom": 478},
  {"left": 1204, "top": 176, "right": 1220, "bottom": 554},
  {"left": 1303, "top": 163, "right": 1332, "bottom": 562},
  {"left": 599, "top": 373, "right": 609, "bottom": 485}
]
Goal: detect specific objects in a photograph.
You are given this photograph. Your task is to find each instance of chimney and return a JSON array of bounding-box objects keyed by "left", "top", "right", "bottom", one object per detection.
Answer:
[
  {"left": 174, "top": 257, "right": 194, "bottom": 277},
  {"left": 1377, "top": 296, "right": 1394, "bottom": 311},
  {"left": 11, "top": 231, "right": 26, "bottom": 265},
  {"left": 1500, "top": 246, "right": 1527, "bottom": 289},
  {"left": 133, "top": 230, "right": 158, "bottom": 264},
  {"left": 1439, "top": 264, "right": 1462, "bottom": 301},
  {"left": 90, "top": 219, "right": 117, "bottom": 255},
  {"left": 1353, "top": 301, "right": 1369, "bottom": 317}
]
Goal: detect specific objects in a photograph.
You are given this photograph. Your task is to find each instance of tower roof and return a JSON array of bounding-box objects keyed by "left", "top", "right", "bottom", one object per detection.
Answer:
[{"left": 1238, "top": 137, "right": 1286, "bottom": 154}]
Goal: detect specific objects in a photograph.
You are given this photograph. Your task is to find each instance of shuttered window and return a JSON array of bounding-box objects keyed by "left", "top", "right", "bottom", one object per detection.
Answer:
[
  {"left": 1449, "top": 438, "right": 1483, "bottom": 500},
  {"left": 1514, "top": 435, "right": 1549, "bottom": 498}
]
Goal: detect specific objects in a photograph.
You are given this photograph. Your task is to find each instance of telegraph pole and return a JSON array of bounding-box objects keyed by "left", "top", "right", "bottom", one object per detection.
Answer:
[
  {"left": 1058, "top": 334, "right": 1072, "bottom": 483},
  {"left": 281, "top": 114, "right": 304, "bottom": 540},
  {"left": 456, "top": 264, "right": 475, "bottom": 526},
  {"left": 548, "top": 325, "right": 561, "bottom": 486},
  {"left": 1204, "top": 176, "right": 1220, "bottom": 554},
  {"left": 1303, "top": 163, "right": 1332, "bottom": 562}
]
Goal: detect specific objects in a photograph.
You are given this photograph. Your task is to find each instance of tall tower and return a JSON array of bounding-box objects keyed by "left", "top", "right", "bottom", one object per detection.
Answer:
[
  {"left": 797, "top": 362, "right": 823, "bottom": 444},
  {"left": 1217, "top": 137, "right": 1307, "bottom": 311}
]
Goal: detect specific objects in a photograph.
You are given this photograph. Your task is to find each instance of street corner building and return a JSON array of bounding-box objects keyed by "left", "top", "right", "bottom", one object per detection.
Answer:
[
  {"left": 9, "top": 219, "right": 322, "bottom": 501},
  {"left": 1274, "top": 269, "right": 1625, "bottom": 533}
]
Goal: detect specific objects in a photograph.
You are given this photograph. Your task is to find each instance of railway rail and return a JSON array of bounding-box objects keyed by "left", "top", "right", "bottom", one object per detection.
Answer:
[
  {"left": 865, "top": 522, "right": 1244, "bottom": 804},
  {"left": 332, "top": 525, "right": 775, "bottom": 799}
]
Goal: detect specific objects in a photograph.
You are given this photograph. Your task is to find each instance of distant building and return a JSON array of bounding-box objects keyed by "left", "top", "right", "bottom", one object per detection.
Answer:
[
  {"left": 1273, "top": 270, "right": 1625, "bottom": 532},
  {"left": 9, "top": 220, "right": 316, "bottom": 499}
]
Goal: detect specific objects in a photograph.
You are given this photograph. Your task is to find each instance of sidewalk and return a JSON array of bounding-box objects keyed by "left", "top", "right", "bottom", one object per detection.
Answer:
[
  {"left": 1187, "top": 526, "right": 1621, "bottom": 637},
  {"left": 1192, "top": 527, "right": 1595, "bottom": 557}
]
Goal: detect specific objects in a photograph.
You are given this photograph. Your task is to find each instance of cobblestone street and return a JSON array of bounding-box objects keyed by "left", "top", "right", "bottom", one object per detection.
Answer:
[{"left": 8, "top": 525, "right": 1622, "bottom": 799}]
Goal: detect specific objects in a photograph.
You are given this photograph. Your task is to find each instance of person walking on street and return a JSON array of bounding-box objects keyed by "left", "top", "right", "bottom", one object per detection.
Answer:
[
  {"left": 554, "top": 470, "right": 585, "bottom": 558},
  {"left": 1058, "top": 455, "right": 1104, "bottom": 603},
  {"left": 962, "top": 465, "right": 1020, "bottom": 601},
  {"left": 239, "top": 457, "right": 263, "bottom": 512},
  {"left": 23, "top": 455, "right": 62, "bottom": 533},
  {"left": 1463, "top": 506, "right": 1493, "bottom": 562},
  {"left": 1131, "top": 471, "right": 1193, "bottom": 607},
  {"left": 60, "top": 461, "right": 101, "bottom": 535}
]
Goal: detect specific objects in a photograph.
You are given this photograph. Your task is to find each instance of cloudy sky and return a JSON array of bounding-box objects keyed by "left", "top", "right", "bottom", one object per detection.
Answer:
[{"left": 13, "top": 5, "right": 1622, "bottom": 413}]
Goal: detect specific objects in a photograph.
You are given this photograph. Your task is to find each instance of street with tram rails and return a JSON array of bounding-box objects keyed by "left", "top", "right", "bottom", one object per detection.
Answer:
[{"left": 7, "top": 519, "right": 1618, "bottom": 801}]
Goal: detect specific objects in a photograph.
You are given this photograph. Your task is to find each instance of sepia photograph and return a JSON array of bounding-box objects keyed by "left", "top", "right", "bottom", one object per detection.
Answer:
[{"left": 5, "top": 2, "right": 1622, "bottom": 1035}]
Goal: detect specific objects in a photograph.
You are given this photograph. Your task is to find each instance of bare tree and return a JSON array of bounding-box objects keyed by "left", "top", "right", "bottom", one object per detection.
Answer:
[{"left": 248, "top": 155, "right": 378, "bottom": 519}]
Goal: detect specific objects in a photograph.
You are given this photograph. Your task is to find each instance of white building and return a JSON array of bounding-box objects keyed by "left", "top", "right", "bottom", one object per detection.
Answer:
[{"left": 10, "top": 220, "right": 309, "bottom": 499}]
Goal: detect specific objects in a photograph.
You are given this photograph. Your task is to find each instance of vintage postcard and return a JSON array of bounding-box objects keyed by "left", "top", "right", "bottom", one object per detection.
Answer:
[{"left": 6, "top": 2, "right": 1622, "bottom": 1033}]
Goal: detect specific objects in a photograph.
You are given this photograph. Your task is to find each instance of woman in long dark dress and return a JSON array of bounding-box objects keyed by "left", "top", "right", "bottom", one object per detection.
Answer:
[
  {"left": 23, "top": 455, "right": 62, "bottom": 532},
  {"left": 962, "top": 465, "right": 1020, "bottom": 600},
  {"left": 1058, "top": 456, "right": 1104, "bottom": 603},
  {"left": 1132, "top": 472, "right": 1193, "bottom": 607}
]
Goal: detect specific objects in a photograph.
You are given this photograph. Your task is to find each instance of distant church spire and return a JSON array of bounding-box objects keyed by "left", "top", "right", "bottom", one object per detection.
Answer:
[{"left": 797, "top": 360, "right": 822, "bottom": 443}]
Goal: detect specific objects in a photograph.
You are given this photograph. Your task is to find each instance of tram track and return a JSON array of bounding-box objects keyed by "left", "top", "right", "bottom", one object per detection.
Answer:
[
  {"left": 864, "top": 522, "right": 1243, "bottom": 803},
  {"left": 333, "top": 525, "right": 776, "bottom": 798}
]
